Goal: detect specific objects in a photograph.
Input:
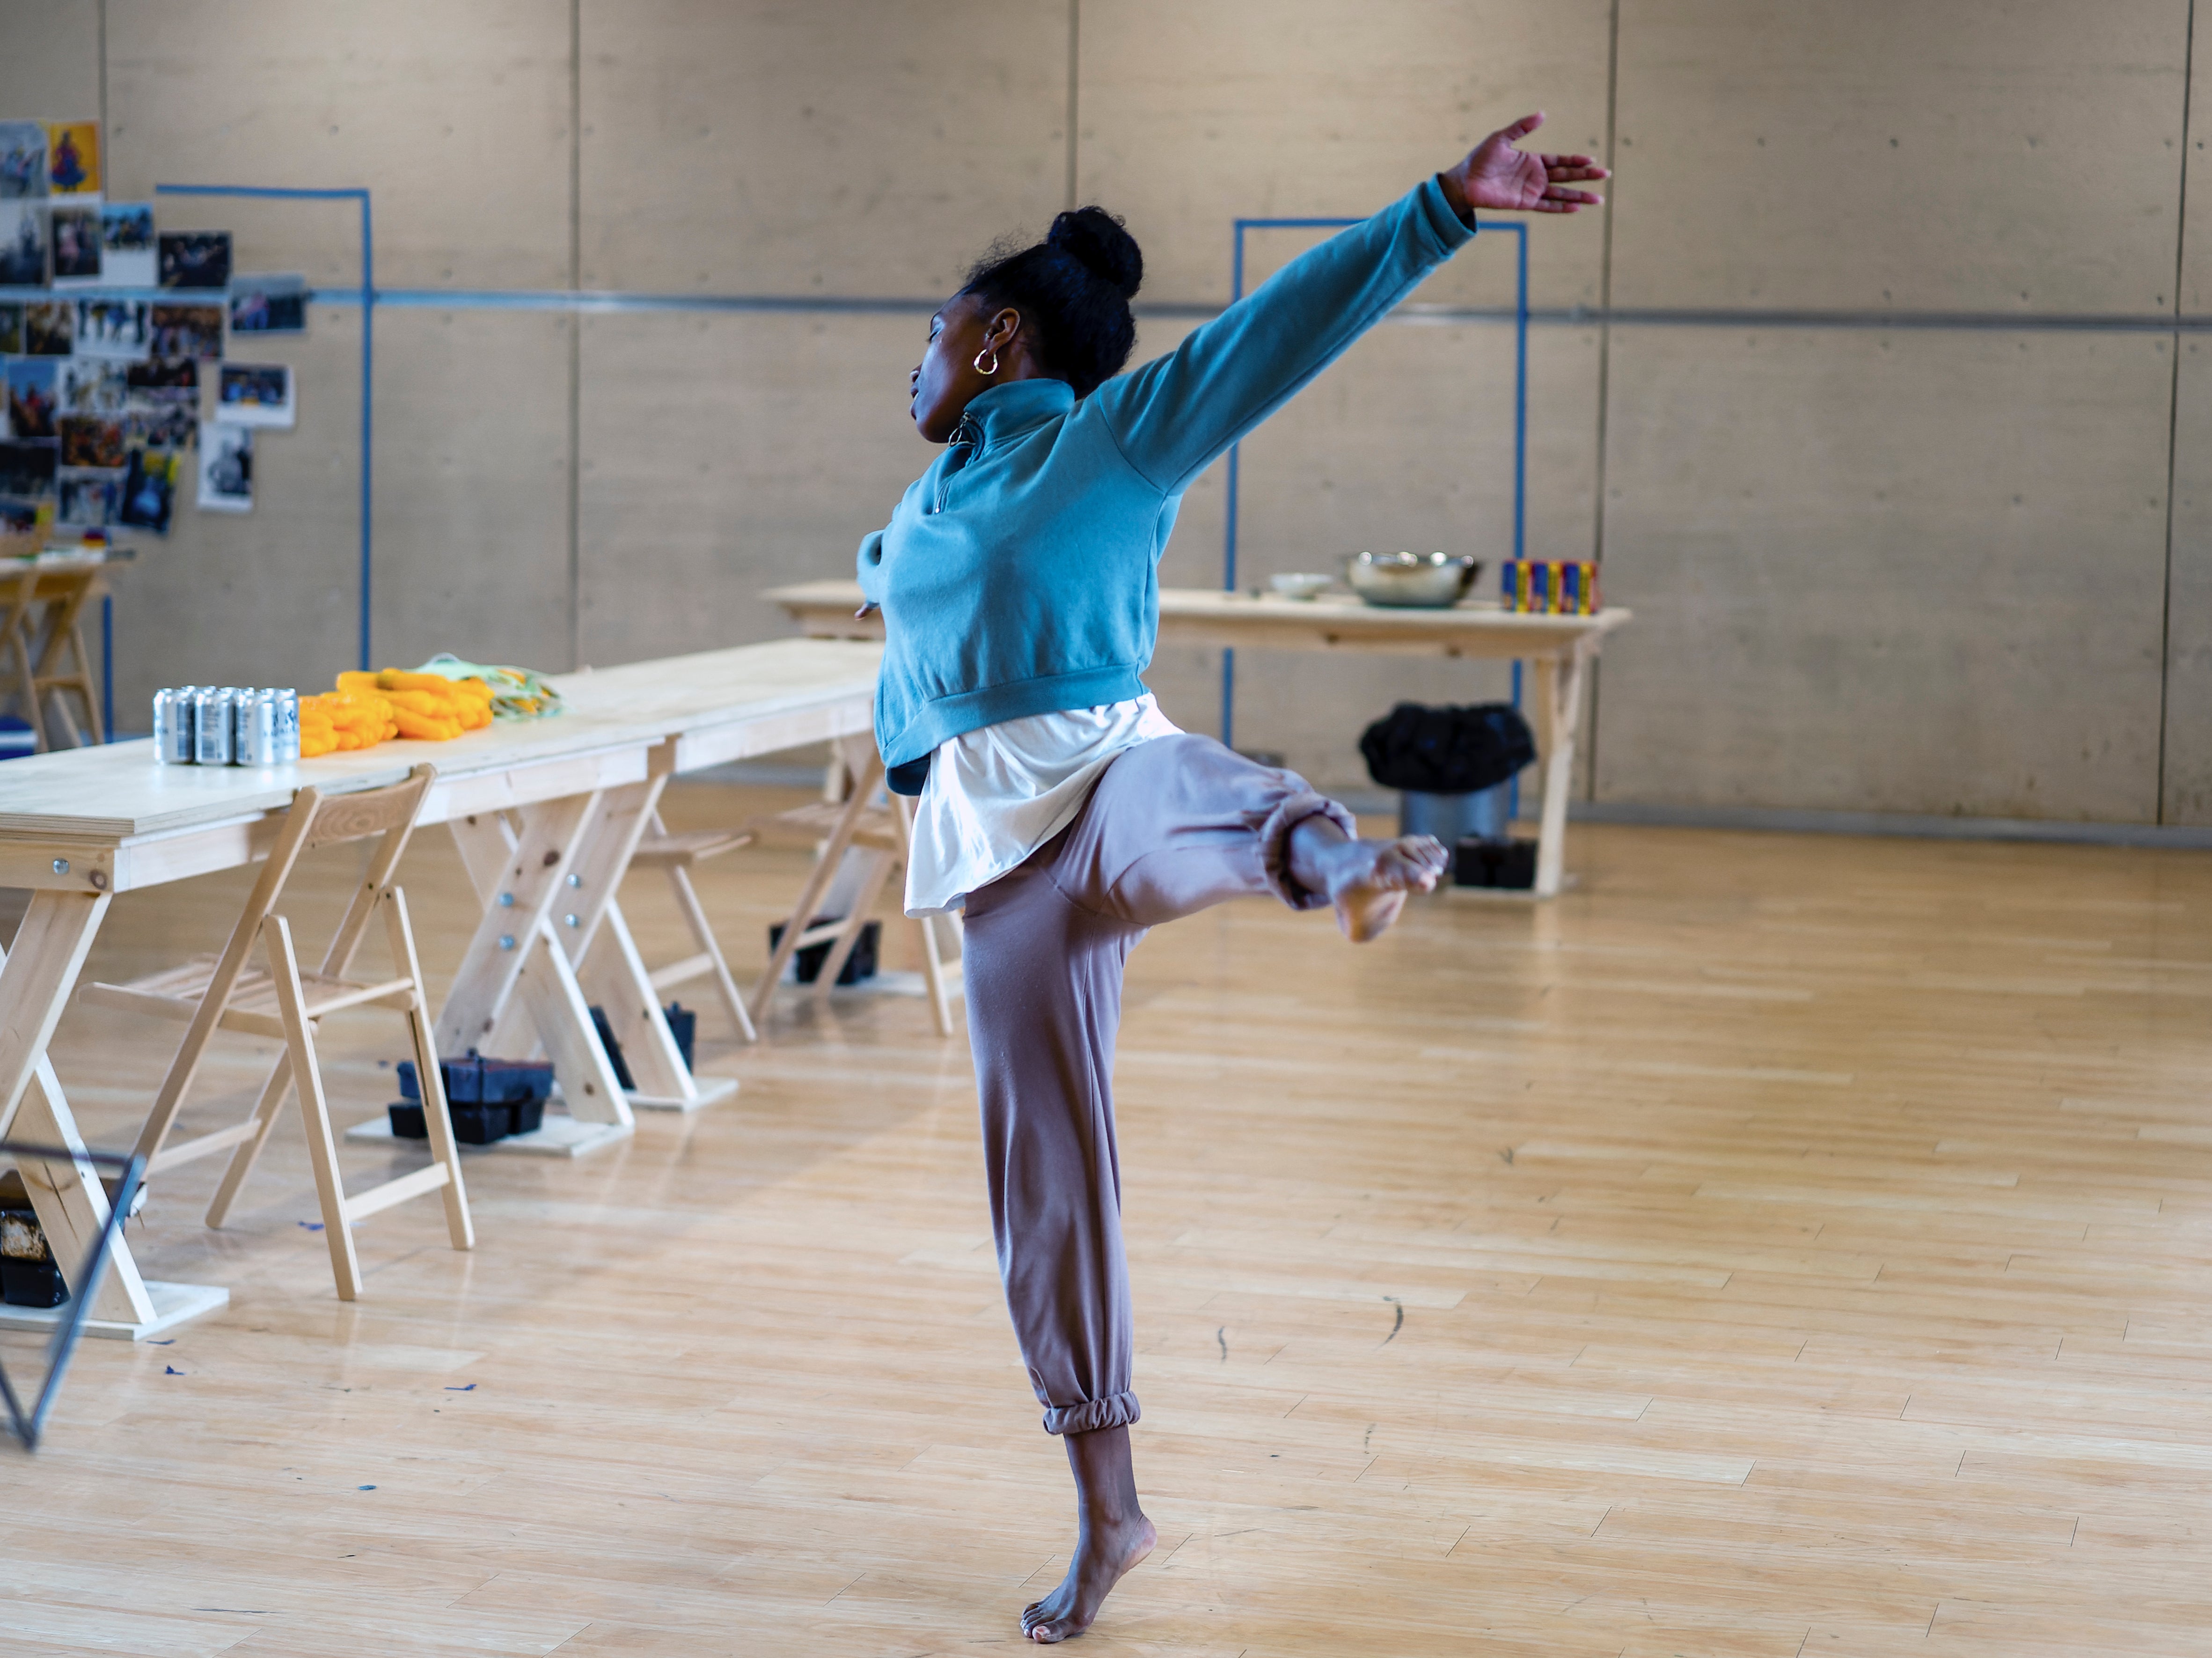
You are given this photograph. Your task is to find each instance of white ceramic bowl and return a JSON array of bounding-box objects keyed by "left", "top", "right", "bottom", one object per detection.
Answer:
[{"left": 1269, "top": 572, "right": 1333, "bottom": 600}]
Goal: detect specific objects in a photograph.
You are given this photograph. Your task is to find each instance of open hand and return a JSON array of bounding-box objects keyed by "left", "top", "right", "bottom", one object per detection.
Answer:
[{"left": 1441, "top": 112, "right": 1607, "bottom": 217}]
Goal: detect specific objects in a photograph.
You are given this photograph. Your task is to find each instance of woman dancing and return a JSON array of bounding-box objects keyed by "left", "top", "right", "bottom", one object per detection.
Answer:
[{"left": 857, "top": 112, "right": 1604, "bottom": 1642}]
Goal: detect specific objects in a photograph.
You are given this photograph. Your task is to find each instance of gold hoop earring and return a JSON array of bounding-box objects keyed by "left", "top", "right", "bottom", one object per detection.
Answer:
[{"left": 974, "top": 346, "right": 1000, "bottom": 376}]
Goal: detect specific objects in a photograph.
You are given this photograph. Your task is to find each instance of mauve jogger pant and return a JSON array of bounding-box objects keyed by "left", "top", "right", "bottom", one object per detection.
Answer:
[{"left": 959, "top": 733, "right": 1358, "bottom": 1434}]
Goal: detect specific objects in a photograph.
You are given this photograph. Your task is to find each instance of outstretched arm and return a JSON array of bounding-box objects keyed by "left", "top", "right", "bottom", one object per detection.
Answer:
[{"left": 1092, "top": 112, "right": 1606, "bottom": 496}]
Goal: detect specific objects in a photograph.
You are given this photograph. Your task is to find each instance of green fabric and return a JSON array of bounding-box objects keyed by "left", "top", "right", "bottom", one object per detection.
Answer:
[{"left": 414, "top": 653, "right": 565, "bottom": 720}]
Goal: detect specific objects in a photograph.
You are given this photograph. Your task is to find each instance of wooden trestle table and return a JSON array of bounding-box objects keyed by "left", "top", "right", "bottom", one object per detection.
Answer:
[
  {"left": 766, "top": 581, "right": 1631, "bottom": 900},
  {"left": 0, "top": 638, "right": 882, "bottom": 1338}
]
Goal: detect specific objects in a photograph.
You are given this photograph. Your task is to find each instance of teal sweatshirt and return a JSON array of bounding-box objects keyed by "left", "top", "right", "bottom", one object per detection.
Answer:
[{"left": 857, "top": 175, "right": 1476, "bottom": 790}]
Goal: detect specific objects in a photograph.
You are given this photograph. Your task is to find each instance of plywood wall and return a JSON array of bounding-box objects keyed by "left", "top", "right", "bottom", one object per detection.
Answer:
[{"left": 10, "top": 0, "right": 2207, "bottom": 824}]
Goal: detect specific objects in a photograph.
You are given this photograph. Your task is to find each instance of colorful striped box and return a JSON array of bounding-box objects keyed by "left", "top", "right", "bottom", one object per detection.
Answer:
[{"left": 1499, "top": 560, "right": 1601, "bottom": 615}]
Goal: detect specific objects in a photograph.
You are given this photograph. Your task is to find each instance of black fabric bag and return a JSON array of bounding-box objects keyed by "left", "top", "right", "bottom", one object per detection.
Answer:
[{"left": 1359, "top": 701, "right": 1536, "bottom": 795}]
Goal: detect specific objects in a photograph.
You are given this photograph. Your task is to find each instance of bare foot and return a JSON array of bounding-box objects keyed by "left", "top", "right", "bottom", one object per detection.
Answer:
[
  {"left": 1022, "top": 1510, "right": 1157, "bottom": 1643},
  {"left": 1289, "top": 820, "right": 1450, "bottom": 942}
]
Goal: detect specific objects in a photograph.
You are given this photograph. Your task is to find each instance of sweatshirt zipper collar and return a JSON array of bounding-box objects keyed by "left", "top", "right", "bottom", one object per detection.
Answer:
[{"left": 930, "top": 379, "right": 1075, "bottom": 512}]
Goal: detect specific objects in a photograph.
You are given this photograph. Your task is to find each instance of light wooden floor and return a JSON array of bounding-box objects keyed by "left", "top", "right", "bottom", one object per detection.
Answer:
[{"left": 5, "top": 790, "right": 2212, "bottom": 1656}]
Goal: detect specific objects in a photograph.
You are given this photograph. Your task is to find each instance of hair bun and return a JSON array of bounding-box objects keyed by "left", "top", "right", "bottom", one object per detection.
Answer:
[{"left": 1048, "top": 206, "right": 1143, "bottom": 300}]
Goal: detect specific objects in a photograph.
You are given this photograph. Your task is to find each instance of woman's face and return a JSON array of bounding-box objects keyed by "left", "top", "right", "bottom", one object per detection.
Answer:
[{"left": 910, "top": 293, "right": 992, "bottom": 444}]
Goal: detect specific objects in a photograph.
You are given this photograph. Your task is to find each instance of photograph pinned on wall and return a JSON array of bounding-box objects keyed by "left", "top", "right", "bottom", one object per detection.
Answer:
[
  {"left": 127, "top": 356, "right": 198, "bottom": 393},
  {"left": 59, "top": 415, "right": 124, "bottom": 470},
  {"left": 0, "top": 301, "right": 18, "bottom": 354},
  {"left": 23, "top": 300, "right": 71, "bottom": 356},
  {"left": 99, "top": 202, "right": 155, "bottom": 286},
  {"left": 158, "top": 231, "right": 230, "bottom": 289},
  {"left": 216, "top": 363, "right": 294, "bottom": 429},
  {"left": 117, "top": 446, "right": 177, "bottom": 534},
  {"left": 49, "top": 204, "right": 100, "bottom": 284},
  {"left": 0, "top": 123, "right": 46, "bottom": 199},
  {"left": 123, "top": 396, "right": 197, "bottom": 451},
  {"left": 197, "top": 421, "right": 251, "bottom": 513},
  {"left": 229, "top": 274, "right": 307, "bottom": 335},
  {"left": 0, "top": 440, "right": 59, "bottom": 500},
  {"left": 74, "top": 299, "right": 149, "bottom": 359},
  {"left": 56, "top": 469, "right": 118, "bottom": 528},
  {"left": 59, "top": 359, "right": 129, "bottom": 417},
  {"left": 148, "top": 303, "right": 223, "bottom": 359},
  {"left": 6, "top": 360, "right": 57, "bottom": 439},
  {"left": 0, "top": 199, "right": 47, "bottom": 286},
  {"left": 45, "top": 122, "right": 98, "bottom": 201}
]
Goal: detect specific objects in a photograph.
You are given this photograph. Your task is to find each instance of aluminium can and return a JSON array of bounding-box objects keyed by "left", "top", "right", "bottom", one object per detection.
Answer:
[
  {"left": 192, "top": 688, "right": 235, "bottom": 765},
  {"left": 268, "top": 688, "right": 301, "bottom": 762},
  {"left": 151, "top": 688, "right": 195, "bottom": 764},
  {"left": 236, "top": 688, "right": 278, "bottom": 766}
]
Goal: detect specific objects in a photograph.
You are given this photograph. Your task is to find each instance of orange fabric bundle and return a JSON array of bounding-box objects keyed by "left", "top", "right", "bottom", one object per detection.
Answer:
[{"left": 299, "top": 689, "right": 397, "bottom": 757}]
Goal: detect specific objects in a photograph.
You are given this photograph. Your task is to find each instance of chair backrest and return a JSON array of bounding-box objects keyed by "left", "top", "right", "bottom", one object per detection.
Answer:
[
  {"left": 292, "top": 765, "right": 438, "bottom": 978},
  {"left": 191, "top": 764, "right": 438, "bottom": 1014}
]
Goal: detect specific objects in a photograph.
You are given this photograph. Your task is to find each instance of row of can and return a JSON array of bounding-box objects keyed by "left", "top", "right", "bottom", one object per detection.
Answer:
[
  {"left": 152, "top": 687, "right": 303, "bottom": 767},
  {"left": 1498, "top": 559, "right": 1603, "bottom": 616}
]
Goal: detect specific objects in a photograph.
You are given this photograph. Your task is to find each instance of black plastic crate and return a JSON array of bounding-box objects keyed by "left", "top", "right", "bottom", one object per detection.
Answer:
[
  {"left": 387, "top": 1100, "right": 513, "bottom": 1145},
  {"left": 1453, "top": 836, "right": 1538, "bottom": 890},
  {"left": 767, "top": 918, "right": 880, "bottom": 986}
]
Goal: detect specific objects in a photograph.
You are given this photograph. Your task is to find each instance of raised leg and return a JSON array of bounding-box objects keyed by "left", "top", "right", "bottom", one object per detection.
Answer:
[{"left": 262, "top": 914, "right": 363, "bottom": 1300}]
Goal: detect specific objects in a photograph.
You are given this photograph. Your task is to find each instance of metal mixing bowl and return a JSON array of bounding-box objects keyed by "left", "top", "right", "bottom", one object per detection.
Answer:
[{"left": 1343, "top": 550, "right": 1482, "bottom": 609}]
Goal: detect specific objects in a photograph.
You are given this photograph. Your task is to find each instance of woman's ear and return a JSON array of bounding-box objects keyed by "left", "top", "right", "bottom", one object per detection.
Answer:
[{"left": 987, "top": 307, "right": 1023, "bottom": 350}]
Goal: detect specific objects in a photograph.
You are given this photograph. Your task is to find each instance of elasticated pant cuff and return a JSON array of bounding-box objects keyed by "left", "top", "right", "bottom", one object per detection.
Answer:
[
  {"left": 1042, "top": 1390, "right": 1142, "bottom": 1436},
  {"left": 1259, "top": 792, "right": 1360, "bottom": 910}
]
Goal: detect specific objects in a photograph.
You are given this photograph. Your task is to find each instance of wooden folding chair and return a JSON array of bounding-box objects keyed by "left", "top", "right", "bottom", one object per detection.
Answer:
[
  {"left": 0, "top": 563, "right": 105, "bottom": 751},
  {"left": 82, "top": 763, "right": 471, "bottom": 1300},
  {"left": 748, "top": 736, "right": 960, "bottom": 1038},
  {"left": 633, "top": 821, "right": 759, "bottom": 1043}
]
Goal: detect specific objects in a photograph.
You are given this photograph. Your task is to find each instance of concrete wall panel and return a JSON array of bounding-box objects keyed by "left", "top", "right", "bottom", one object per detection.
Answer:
[
  {"left": 1077, "top": 0, "right": 1613, "bottom": 309},
  {"left": 2181, "top": 10, "right": 2211, "bottom": 315},
  {"left": 1610, "top": 0, "right": 2191, "bottom": 313},
  {"left": 371, "top": 308, "right": 576, "bottom": 675},
  {"left": 105, "top": 0, "right": 573, "bottom": 287},
  {"left": 576, "top": 308, "right": 928, "bottom": 667},
  {"left": 2161, "top": 338, "right": 2212, "bottom": 822},
  {"left": 579, "top": 0, "right": 1070, "bottom": 297},
  {"left": 1596, "top": 327, "right": 2172, "bottom": 821},
  {"left": 0, "top": 0, "right": 99, "bottom": 114}
]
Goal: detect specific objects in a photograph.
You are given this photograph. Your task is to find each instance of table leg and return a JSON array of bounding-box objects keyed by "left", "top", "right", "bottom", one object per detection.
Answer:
[
  {"left": 752, "top": 741, "right": 885, "bottom": 1026},
  {"left": 0, "top": 890, "right": 110, "bottom": 1135},
  {"left": 1526, "top": 645, "right": 1589, "bottom": 900},
  {"left": 13, "top": 1059, "right": 156, "bottom": 1323},
  {"left": 549, "top": 776, "right": 716, "bottom": 1107},
  {"left": 0, "top": 892, "right": 227, "bottom": 1338},
  {"left": 442, "top": 805, "right": 632, "bottom": 1132}
]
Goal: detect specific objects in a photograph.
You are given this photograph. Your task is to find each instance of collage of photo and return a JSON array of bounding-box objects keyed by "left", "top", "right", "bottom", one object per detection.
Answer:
[{"left": 1, "top": 115, "right": 306, "bottom": 541}]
